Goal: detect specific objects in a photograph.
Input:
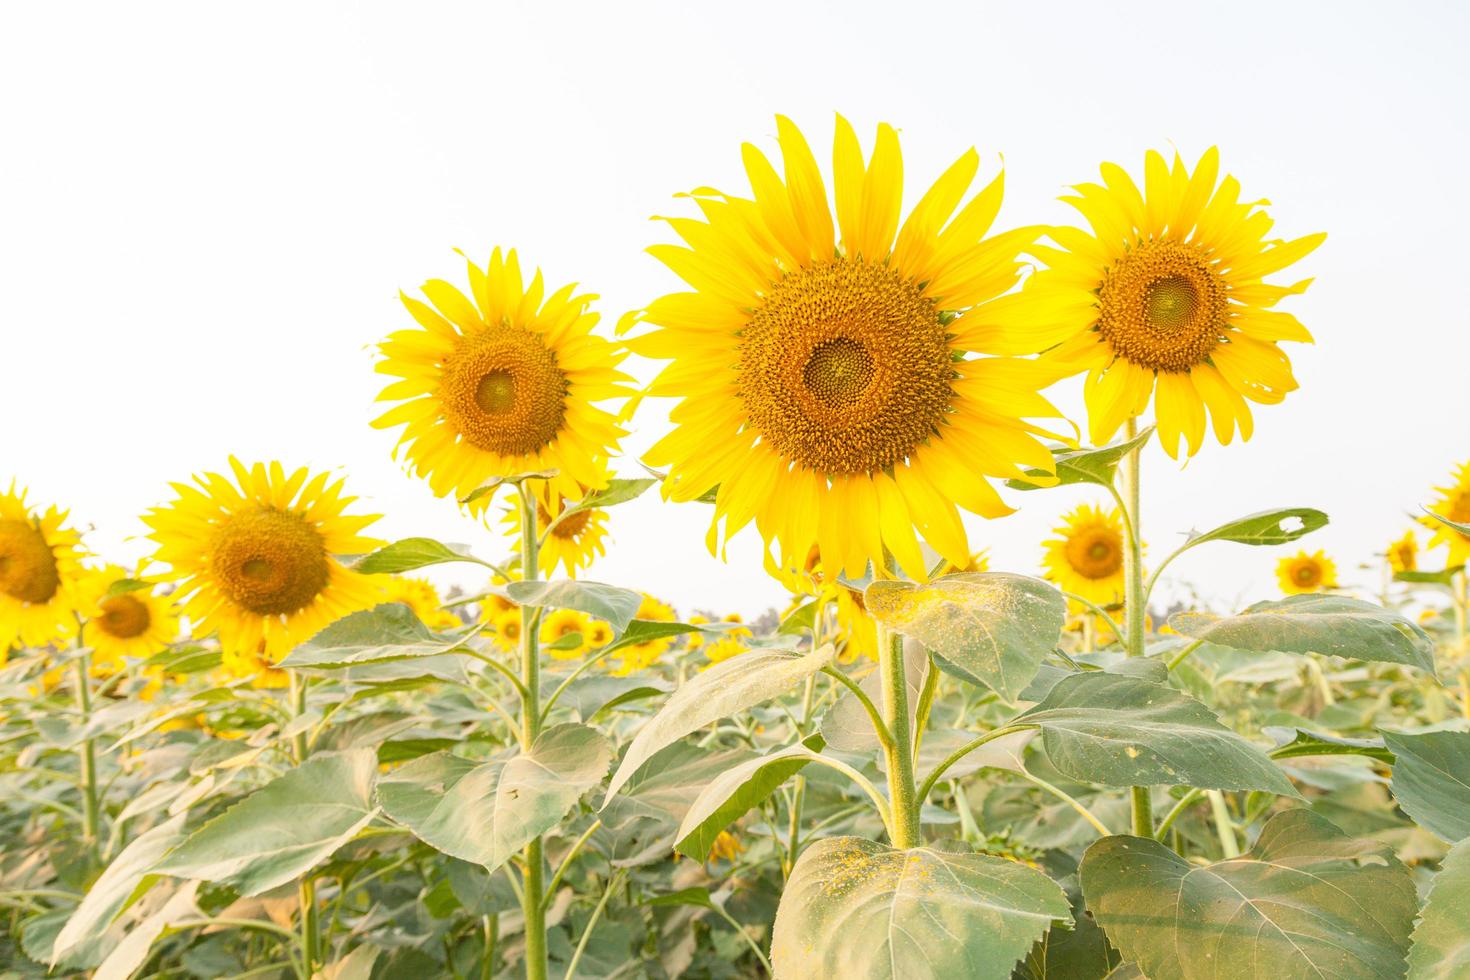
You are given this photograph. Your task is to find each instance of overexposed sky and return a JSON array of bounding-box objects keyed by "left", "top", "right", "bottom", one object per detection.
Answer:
[{"left": 3, "top": 0, "right": 1467, "bottom": 618}]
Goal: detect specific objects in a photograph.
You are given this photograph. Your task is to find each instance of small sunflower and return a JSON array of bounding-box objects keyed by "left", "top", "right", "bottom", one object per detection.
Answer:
[
  {"left": 0, "top": 483, "right": 86, "bottom": 652},
  {"left": 628, "top": 114, "right": 1066, "bottom": 580},
  {"left": 541, "top": 608, "right": 592, "bottom": 661},
  {"left": 707, "top": 829, "right": 745, "bottom": 863},
  {"left": 610, "top": 593, "right": 677, "bottom": 676},
  {"left": 504, "top": 489, "right": 609, "bottom": 578},
  {"left": 1041, "top": 504, "right": 1128, "bottom": 607},
  {"left": 490, "top": 609, "right": 522, "bottom": 653},
  {"left": 1387, "top": 531, "right": 1418, "bottom": 575},
  {"left": 144, "top": 459, "right": 385, "bottom": 672},
  {"left": 79, "top": 565, "right": 179, "bottom": 666},
  {"left": 585, "top": 619, "right": 613, "bottom": 649},
  {"left": 383, "top": 575, "right": 460, "bottom": 630},
  {"left": 702, "top": 615, "right": 754, "bottom": 666},
  {"left": 1421, "top": 461, "right": 1470, "bottom": 566},
  {"left": 684, "top": 613, "right": 711, "bottom": 650},
  {"left": 989, "top": 148, "right": 1324, "bottom": 457},
  {"left": 374, "top": 248, "right": 633, "bottom": 507},
  {"left": 1277, "top": 549, "right": 1337, "bottom": 595}
]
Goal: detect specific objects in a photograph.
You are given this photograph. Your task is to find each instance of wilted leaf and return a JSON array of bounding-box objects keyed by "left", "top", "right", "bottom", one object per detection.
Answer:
[
  {"left": 1081, "top": 809, "right": 1416, "bottom": 980},
  {"left": 865, "top": 572, "right": 1065, "bottom": 703},
  {"left": 771, "top": 836, "right": 1071, "bottom": 979},
  {"left": 1408, "top": 837, "right": 1470, "bottom": 979},
  {"left": 1384, "top": 730, "right": 1470, "bottom": 842}
]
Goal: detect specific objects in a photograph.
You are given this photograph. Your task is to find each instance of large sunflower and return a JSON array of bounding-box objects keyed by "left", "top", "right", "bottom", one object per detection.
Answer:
[
  {"left": 1276, "top": 549, "right": 1337, "bottom": 595},
  {"left": 0, "top": 483, "right": 85, "bottom": 652},
  {"left": 1422, "top": 460, "right": 1470, "bottom": 566},
  {"left": 503, "top": 488, "right": 609, "bottom": 578},
  {"left": 144, "top": 459, "right": 385, "bottom": 671},
  {"left": 374, "top": 249, "right": 633, "bottom": 507},
  {"left": 626, "top": 114, "right": 1065, "bottom": 580},
  {"left": 1041, "top": 504, "right": 1128, "bottom": 607},
  {"left": 987, "top": 148, "right": 1325, "bottom": 457},
  {"left": 80, "top": 565, "right": 179, "bottom": 666}
]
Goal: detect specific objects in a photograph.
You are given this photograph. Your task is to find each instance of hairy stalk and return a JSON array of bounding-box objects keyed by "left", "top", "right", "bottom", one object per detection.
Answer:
[
  {"left": 72, "top": 651, "right": 100, "bottom": 862},
  {"left": 517, "top": 484, "right": 549, "bottom": 980},
  {"left": 877, "top": 624, "right": 920, "bottom": 849},
  {"left": 288, "top": 673, "right": 319, "bottom": 976},
  {"left": 1119, "top": 417, "right": 1154, "bottom": 837}
]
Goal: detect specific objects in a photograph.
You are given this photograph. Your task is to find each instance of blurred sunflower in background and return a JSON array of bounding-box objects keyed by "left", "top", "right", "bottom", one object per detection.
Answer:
[
  {"left": 489, "top": 608, "right": 522, "bottom": 653},
  {"left": 584, "top": 618, "right": 613, "bottom": 650},
  {"left": 1421, "top": 460, "right": 1470, "bottom": 566},
  {"left": 702, "top": 615, "right": 753, "bottom": 665},
  {"left": 988, "top": 148, "right": 1324, "bottom": 457},
  {"left": 1041, "top": 504, "right": 1128, "bottom": 607},
  {"left": 1387, "top": 530, "right": 1418, "bottom": 575},
  {"left": 0, "top": 483, "right": 85, "bottom": 654},
  {"left": 541, "top": 608, "right": 592, "bottom": 660},
  {"left": 382, "top": 575, "right": 460, "bottom": 630},
  {"left": 627, "top": 113, "right": 1065, "bottom": 580},
  {"left": 610, "top": 593, "right": 676, "bottom": 675},
  {"left": 374, "top": 248, "right": 633, "bottom": 508},
  {"left": 504, "top": 489, "right": 609, "bottom": 578},
  {"left": 79, "top": 565, "right": 179, "bottom": 669},
  {"left": 144, "top": 459, "right": 384, "bottom": 680},
  {"left": 1277, "top": 549, "right": 1337, "bottom": 595}
]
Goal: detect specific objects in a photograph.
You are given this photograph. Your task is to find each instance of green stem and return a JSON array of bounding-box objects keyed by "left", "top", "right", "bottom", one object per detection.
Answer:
[
  {"left": 1062, "top": 591, "right": 1125, "bottom": 650},
  {"left": 819, "top": 665, "right": 894, "bottom": 750},
  {"left": 1119, "top": 417, "right": 1154, "bottom": 838},
  {"left": 288, "top": 673, "right": 320, "bottom": 976},
  {"left": 1019, "top": 770, "right": 1111, "bottom": 837},
  {"left": 1207, "top": 790, "right": 1240, "bottom": 858},
  {"left": 877, "top": 625, "right": 920, "bottom": 849},
  {"left": 712, "top": 899, "right": 774, "bottom": 976},
  {"left": 911, "top": 656, "right": 940, "bottom": 758},
  {"left": 916, "top": 724, "right": 1037, "bottom": 805},
  {"left": 562, "top": 870, "right": 625, "bottom": 980},
  {"left": 1154, "top": 788, "right": 1204, "bottom": 839},
  {"left": 1165, "top": 638, "right": 1205, "bottom": 671},
  {"left": 481, "top": 914, "right": 498, "bottom": 980},
  {"left": 72, "top": 653, "right": 100, "bottom": 861},
  {"left": 517, "top": 484, "right": 549, "bottom": 980},
  {"left": 543, "top": 819, "right": 602, "bottom": 908}
]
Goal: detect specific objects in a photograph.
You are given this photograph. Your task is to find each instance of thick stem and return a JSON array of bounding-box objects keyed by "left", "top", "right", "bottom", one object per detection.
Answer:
[
  {"left": 288, "top": 673, "right": 319, "bottom": 976},
  {"left": 72, "top": 654, "right": 99, "bottom": 860},
  {"left": 517, "top": 484, "right": 548, "bottom": 980},
  {"left": 877, "top": 625, "right": 920, "bottom": 849},
  {"left": 1119, "top": 418, "right": 1154, "bottom": 837}
]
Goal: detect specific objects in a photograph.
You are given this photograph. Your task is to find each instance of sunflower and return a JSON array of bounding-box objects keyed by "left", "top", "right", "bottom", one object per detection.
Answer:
[
  {"left": 1277, "top": 550, "right": 1337, "bottom": 595},
  {"left": 585, "top": 619, "right": 613, "bottom": 649},
  {"left": 0, "top": 483, "right": 86, "bottom": 652},
  {"left": 144, "top": 459, "right": 385, "bottom": 674},
  {"left": 684, "top": 613, "right": 711, "bottom": 650},
  {"left": 702, "top": 615, "right": 754, "bottom": 666},
  {"left": 504, "top": 489, "right": 609, "bottom": 578},
  {"left": 1387, "top": 530, "right": 1418, "bottom": 575},
  {"left": 1421, "top": 461, "right": 1470, "bottom": 566},
  {"left": 1041, "top": 504, "right": 1128, "bottom": 607},
  {"left": 541, "top": 608, "right": 592, "bottom": 661},
  {"left": 489, "top": 609, "right": 522, "bottom": 653},
  {"left": 987, "top": 148, "right": 1325, "bottom": 457},
  {"left": 610, "top": 593, "right": 677, "bottom": 676},
  {"left": 626, "top": 114, "right": 1066, "bottom": 580},
  {"left": 374, "top": 248, "right": 633, "bottom": 508},
  {"left": 79, "top": 565, "right": 179, "bottom": 666},
  {"left": 383, "top": 575, "right": 460, "bottom": 630}
]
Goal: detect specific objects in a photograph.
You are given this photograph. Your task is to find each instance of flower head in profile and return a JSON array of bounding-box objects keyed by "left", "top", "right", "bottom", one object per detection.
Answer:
[
  {"left": 627, "top": 114, "right": 1066, "bottom": 580},
  {"left": 0, "top": 483, "right": 86, "bottom": 652},
  {"left": 988, "top": 148, "right": 1324, "bottom": 457},
  {"left": 374, "top": 249, "right": 633, "bottom": 507},
  {"left": 1276, "top": 549, "right": 1337, "bottom": 595},
  {"left": 1041, "top": 504, "right": 1128, "bottom": 607},
  {"left": 1421, "top": 461, "right": 1470, "bottom": 566}
]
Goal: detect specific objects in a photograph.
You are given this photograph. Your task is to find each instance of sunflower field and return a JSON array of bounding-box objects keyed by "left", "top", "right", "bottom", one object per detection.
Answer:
[{"left": 4, "top": 112, "right": 1470, "bottom": 980}]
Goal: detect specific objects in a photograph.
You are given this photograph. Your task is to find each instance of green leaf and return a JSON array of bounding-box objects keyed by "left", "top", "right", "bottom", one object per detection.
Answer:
[
  {"left": 778, "top": 598, "right": 819, "bottom": 636},
  {"left": 547, "top": 479, "right": 657, "bottom": 536},
  {"left": 378, "top": 723, "right": 611, "bottom": 871},
  {"left": 1424, "top": 510, "right": 1470, "bottom": 537},
  {"left": 1006, "top": 427, "right": 1154, "bottom": 490},
  {"left": 1266, "top": 727, "right": 1395, "bottom": 764},
  {"left": 1384, "top": 730, "right": 1470, "bottom": 842},
  {"left": 103, "top": 578, "right": 154, "bottom": 599},
  {"left": 1169, "top": 595, "right": 1437, "bottom": 674},
  {"left": 1017, "top": 671, "right": 1300, "bottom": 796},
  {"left": 864, "top": 572, "right": 1065, "bottom": 703},
  {"left": 92, "top": 880, "right": 200, "bottom": 980},
  {"left": 460, "top": 470, "right": 560, "bottom": 505},
  {"left": 602, "top": 644, "right": 833, "bottom": 803},
  {"left": 278, "top": 604, "right": 480, "bottom": 670},
  {"left": 51, "top": 815, "right": 188, "bottom": 965},
  {"left": 350, "top": 537, "right": 491, "bottom": 574},
  {"left": 1081, "top": 809, "right": 1417, "bottom": 980},
  {"left": 505, "top": 580, "right": 644, "bottom": 631},
  {"left": 1408, "top": 837, "right": 1470, "bottom": 979},
  {"left": 599, "top": 742, "right": 755, "bottom": 866},
  {"left": 645, "top": 886, "right": 716, "bottom": 910},
  {"left": 154, "top": 750, "right": 377, "bottom": 896},
  {"left": 674, "top": 736, "right": 824, "bottom": 860},
  {"left": 1396, "top": 567, "right": 1464, "bottom": 587},
  {"left": 543, "top": 674, "right": 671, "bottom": 721},
  {"left": 1183, "top": 506, "right": 1330, "bottom": 547},
  {"left": 771, "top": 836, "right": 1071, "bottom": 979}
]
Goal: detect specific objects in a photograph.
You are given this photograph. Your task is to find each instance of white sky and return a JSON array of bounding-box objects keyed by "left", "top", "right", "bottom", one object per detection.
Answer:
[{"left": 3, "top": 0, "right": 1468, "bottom": 619}]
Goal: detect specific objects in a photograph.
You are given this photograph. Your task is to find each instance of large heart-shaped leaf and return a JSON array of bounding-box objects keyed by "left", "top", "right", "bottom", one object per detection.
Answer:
[
  {"left": 1169, "top": 595, "right": 1436, "bottom": 674},
  {"left": 674, "top": 737, "right": 823, "bottom": 860},
  {"left": 1384, "top": 730, "right": 1470, "bottom": 842},
  {"left": 350, "top": 537, "right": 492, "bottom": 574},
  {"left": 1017, "top": 672, "right": 1299, "bottom": 796},
  {"left": 279, "top": 604, "right": 480, "bottom": 670},
  {"left": 771, "top": 836, "right": 1071, "bottom": 979},
  {"left": 154, "top": 750, "right": 377, "bottom": 896},
  {"left": 864, "top": 573, "right": 1064, "bottom": 703},
  {"left": 602, "top": 643, "right": 832, "bottom": 803},
  {"left": 1408, "top": 837, "right": 1470, "bottom": 979},
  {"left": 378, "top": 723, "right": 611, "bottom": 871},
  {"left": 1081, "top": 809, "right": 1416, "bottom": 980},
  {"left": 1006, "top": 427, "right": 1154, "bottom": 490},
  {"left": 505, "top": 580, "right": 644, "bottom": 630}
]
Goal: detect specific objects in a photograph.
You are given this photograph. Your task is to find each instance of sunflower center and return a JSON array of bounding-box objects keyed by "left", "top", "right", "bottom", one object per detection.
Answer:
[
  {"left": 739, "top": 258, "right": 953, "bottom": 475},
  {"left": 1294, "top": 563, "right": 1320, "bottom": 586},
  {"left": 97, "top": 594, "right": 151, "bottom": 639},
  {"left": 1097, "top": 240, "right": 1229, "bottom": 373},
  {"left": 208, "top": 508, "right": 331, "bottom": 616},
  {"left": 439, "top": 325, "right": 568, "bottom": 456},
  {"left": 1064, "top": 527, "right": 1123, "bottom": 580},
  {"left": 537, "top": 502, "right": 592, "bottom": 540},
  {"left": 0, "top": 518, "right": 60, "bottom": 604},
  {"left": 1450, "top": 491, "right": 1470, "bottom": 524}
]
